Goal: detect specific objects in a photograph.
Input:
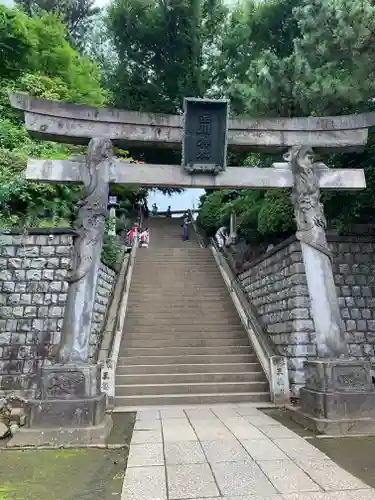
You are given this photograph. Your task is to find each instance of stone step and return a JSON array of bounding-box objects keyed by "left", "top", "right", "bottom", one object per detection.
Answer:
[
  {"left": 133, "top": 262, "right": 219, "bottom": 268},
  {"left": 127, "top": 292, "right": 231, "bottom": 299},
  {"left": 116, "top": 371, "right": 266, "bottom": 385},
  {"left": 126, "top": 296, "right": 230, "bottom": 304},
  {"left": 124, "top": 318, "right": 242, "bottom": 326},
  {"left": 125, "top": 313, "right": 240, "bottom": 321},
  {"left": 122, "top": 337, "right": 249, "bottom": 348},
  {"left": 122, "top": 326, "right": 247, "bottom": 334},
  {"left": 114, "top": 391, "right": 270, "bottom": 407},
  {"left": 129, "top": 283, "right": 226, "bottom": 289},
  {"left": 126, "top": 303, "right": 237, "bottom": 312},
  {"left": 117, "top": 353, "right": 258, "bottom": 365},
  {"left": 120, "top": 345, "right": 253, "bottom": 357},
  {"left": 115, "top": 380, "right": 269, "bottom": 396},
  {"left": 116, "top": 362, "right": 262, "bottom": 375}
]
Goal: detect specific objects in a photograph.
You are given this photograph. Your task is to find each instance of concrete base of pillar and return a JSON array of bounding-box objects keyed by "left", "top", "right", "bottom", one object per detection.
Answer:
[
  {"left": 12, "top": 362, "right": 112, "bottom": 446},
  {"left": 6, "top": 415, "right": 112, "bottom": 447},
  {"left": 289, "top": 358, "right": 375, "bottom": 435}
]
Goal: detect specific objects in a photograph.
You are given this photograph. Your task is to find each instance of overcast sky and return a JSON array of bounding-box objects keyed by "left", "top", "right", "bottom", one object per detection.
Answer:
[{"left": 1, "top": 0, "right": 205, "bottom": 211}]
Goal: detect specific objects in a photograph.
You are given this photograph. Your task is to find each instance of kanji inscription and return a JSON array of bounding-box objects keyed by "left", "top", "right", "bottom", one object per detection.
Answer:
[{"left": 182, "top": 98, "right": 229, "bottom": 174}]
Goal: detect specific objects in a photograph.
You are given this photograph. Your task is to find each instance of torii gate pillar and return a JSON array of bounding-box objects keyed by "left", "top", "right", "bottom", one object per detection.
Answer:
[{"left": 9, "top": 92, "right": 375, "bottom": 440}]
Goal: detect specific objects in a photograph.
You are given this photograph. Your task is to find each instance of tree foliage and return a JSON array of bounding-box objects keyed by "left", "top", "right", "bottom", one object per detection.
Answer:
[
  {"left": 107, "top": 0, "right": 227, "bottom": 113},
  {"left": 0, "top": 5, "right": 108, "bottom": 228},
  {"left": 4, "top": 0, "right": 375, "bottom": 241},
  {"left": 14, "top": 0, "right": 100, "bottom": 50},
  {"left": 198, "top": 0, "right": 375, "bottom": 244}
]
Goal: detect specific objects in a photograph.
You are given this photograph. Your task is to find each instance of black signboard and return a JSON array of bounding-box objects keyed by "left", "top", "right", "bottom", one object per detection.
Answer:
[{"left": 182, "top": 98, "right": 229, "bottom": 175}]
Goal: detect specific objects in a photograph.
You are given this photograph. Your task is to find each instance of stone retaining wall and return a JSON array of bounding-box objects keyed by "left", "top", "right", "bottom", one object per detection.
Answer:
[
  {"left": 90, "top": 264, "right": 117, "bottom": 360},
  {"left": 238, "top": 235, "right": 375, "bottom": 397},
  {"left": 0, "top": 230, "right": 116, "bottom": 393}
]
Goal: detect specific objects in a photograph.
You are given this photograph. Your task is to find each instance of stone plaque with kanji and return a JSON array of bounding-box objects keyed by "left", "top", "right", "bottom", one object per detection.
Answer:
[{"left": 182, "top": 98, "right": 229, "bottom": 174}]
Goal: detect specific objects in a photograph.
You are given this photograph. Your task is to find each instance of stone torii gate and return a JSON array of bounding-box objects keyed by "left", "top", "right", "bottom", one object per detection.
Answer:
[{"left": 8, "top": 92, "right": 375, "bottom": 440}]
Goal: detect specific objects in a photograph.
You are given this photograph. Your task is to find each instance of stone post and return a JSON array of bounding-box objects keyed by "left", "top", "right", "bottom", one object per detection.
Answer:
[
  {"left": 229, "top": 211, "right": 237, "bottom": 244},
  {"left": 12, "top": 138, "right": 113, "bottom": 446},
  {"left": 108, "top": 196, "right": 118, "bottom": 237},
  {"left": 287, "top": 146, "right": 375, "bottom": 435}
]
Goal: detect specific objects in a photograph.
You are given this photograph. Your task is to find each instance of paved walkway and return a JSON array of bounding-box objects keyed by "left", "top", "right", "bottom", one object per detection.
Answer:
[{"left": 121, "top": 404, "right": 375, "bottom": 500}]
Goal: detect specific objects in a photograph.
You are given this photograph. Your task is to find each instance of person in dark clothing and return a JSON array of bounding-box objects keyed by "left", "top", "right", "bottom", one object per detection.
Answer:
[
  {"left": 182, "top": 213, "right": 190, "bottom": 241},
  {"left": 166, "top": 205, "right": 172, "bottom": 218}
]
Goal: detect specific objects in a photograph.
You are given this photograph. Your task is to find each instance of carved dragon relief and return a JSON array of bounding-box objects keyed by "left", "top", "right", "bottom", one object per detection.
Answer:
[
  {"left": 58, "top": 138, "right": 112, "bottom": 365},
  {"left": 67, "top": 138, "right": 112, "bottom": 283},
  {"left": 285, "top": 145, "right": 332, "bottom": 260}
]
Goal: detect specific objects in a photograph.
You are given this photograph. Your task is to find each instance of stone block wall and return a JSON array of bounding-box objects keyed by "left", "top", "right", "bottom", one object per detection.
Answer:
[
  {"left": 238, "top": 237, "right": 314, "bottom": 397},
  {"left": 0, "top": 230, "right": 117, "bottom": 393},
  {"left": 330, "top": 237, "right": 375, "bottom": 356},
  {"left": 90, "top": 264, "right": 117, "bottom": 360},
  {"left": 238, "top": 235, "right": 375, "bottom": 397}
]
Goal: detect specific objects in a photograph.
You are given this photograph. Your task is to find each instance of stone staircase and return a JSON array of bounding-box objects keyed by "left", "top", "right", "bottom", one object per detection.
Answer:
[{"left": 115, "top": 216, "right": 270, "bottom": 407}]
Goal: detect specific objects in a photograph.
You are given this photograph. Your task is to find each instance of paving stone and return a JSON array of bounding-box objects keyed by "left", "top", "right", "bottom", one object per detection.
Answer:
[
  {"left": 191, "top": 421, "right": 234, "bottom": 441},
  {"left": 192, "top": 497, "right": 283, "bottom": 500},
  {"left": 131, "top": 430, "right": 163, "bottom": 444},
  {"left": 296, "top": 459, "right": 370, "bottom": 491},
  {"left": 164, "top": 441, "right": 206, "bottom": 465},
  {"left": 201, "top": 439, "right": 251, "bottom": 463},
  {"left": 273, "top": 438, "right": 329, "bottom": 461},
  {"left": 212, "top": 407, "right": 242, "bottom": 420},
  {"left": 235, "top": 407, "right": 265, "bottom": 417},
  {"left": 121, "top": 465, "right": 167, "bottom": 500},
  {"left": 245, "top": 415, "right": 282, "bottom": 427},
  {"left": 167, "top": 463, "right": 220, "bottom": 499},
  {"left": 127, "top": 443, "right": 164, "bottom": 467},
  {"left": 241, "top": 439, "right": 289, "bottom": 461},
  {"left": 162, "top": 418, "right": 197, "bottom": 442},
  {"left": 222, "top": 496, "right": 283, "bottom": 500},
  {"left": 282, "top": 491, "right": 375, "bottom": 500},
  {"left": 224, "top": 418, "right": 269, "bottom": 440},
  {"left": 134, "top": 419, "right": 161, "bottom": 431},
  {"left": 260, "top": 425, "right": 300, "bottom": 440},
  {"left": 160, "top": 408, "right": 186, "bottom": 419},
  {"left": 210, "top": 460, "right": 277, "bottom": 496},
  {"left": 257, "top": 459, "right": 321, "bottom": 493},
  {"left": 136, "top": 409, "right": 160, "bottom": 420},
  {"left": 185, "top": 409, "right": 219, "bottom": 420}
]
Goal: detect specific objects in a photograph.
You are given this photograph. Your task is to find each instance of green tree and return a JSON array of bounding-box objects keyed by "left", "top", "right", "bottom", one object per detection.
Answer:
[
  {"left": 199, "top": 0, "right": 375, "bottom": 243},
  {"left": 14, "top": 0, "right": 100, "bottom": 50},
  {"left": 0, "top": 6, "right": 107, "bottom": 228},
  {"left": 0, "top": 5, "right": 33, "bottom": 79},
  {"left": 106, "top": 0, "right": 227, "bottom": 113}
]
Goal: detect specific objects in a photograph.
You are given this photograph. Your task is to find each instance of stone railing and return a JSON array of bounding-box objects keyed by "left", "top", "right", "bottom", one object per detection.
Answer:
[
  {"left": 210, "top": 238, "right": 290, "bottom": 404},
  {"left": 187, "top": 214, "right": 290, "bottom": 403},
  {"left": 99, "top": 236, "right": 138, "bottom": 407}
]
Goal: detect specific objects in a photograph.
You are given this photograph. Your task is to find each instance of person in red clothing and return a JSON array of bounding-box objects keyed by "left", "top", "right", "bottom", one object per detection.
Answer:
[
  {"left": 127, "top": 222, "right": 139, "bottom": 245},
  {"left": 139, "top": 227, "right": 149, "bottom": 247}
]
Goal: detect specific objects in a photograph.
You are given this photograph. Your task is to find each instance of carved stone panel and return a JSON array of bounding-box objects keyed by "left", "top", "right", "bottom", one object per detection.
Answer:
[
  {"left": 44, "top": 371, "right": 86, "bottom": 400},
  {"left": 304, "top": 363, "right": 325, "bottom": 392},
  {"left": 332, "top": 365, "right": 371, "bottom": 393}
]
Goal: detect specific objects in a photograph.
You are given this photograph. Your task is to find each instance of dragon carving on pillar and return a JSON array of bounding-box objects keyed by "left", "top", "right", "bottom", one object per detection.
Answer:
[{"left": 285, "top": 145, "right": 331, "bottom": 260}]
